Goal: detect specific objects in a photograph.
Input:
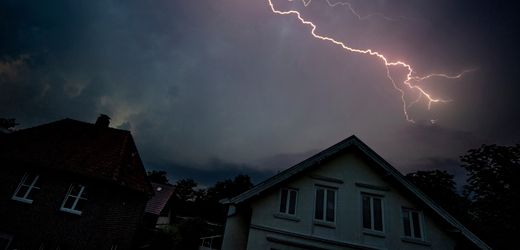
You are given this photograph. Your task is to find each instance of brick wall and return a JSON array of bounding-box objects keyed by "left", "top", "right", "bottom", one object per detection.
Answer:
[{"left": 0, "top": 165, "right": 148, "bottom": 250}]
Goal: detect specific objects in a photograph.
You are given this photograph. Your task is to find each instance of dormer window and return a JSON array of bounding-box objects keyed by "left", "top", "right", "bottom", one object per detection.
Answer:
[
  {"left": 12, "top": 173, "right": 41, "bottom": 204},
  {"left": 60, "top": 184, "right": 88, "bottom": 215}
]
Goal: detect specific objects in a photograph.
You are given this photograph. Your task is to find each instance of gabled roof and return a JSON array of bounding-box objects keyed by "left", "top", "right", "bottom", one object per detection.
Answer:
[
  {"left": 0, "top": 118, "right": 152, "bottom": 195},
  {"left": 225, "top": 135, "right": 491, "bottom": 250},
  {"left": 145, "top": 183, "right": 175, "bottom": 215}
]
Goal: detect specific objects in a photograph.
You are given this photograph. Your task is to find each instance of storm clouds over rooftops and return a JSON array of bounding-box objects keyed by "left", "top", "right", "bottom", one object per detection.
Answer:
[{"left": 1, "top": 0, "right": 519, "bottom": 185}]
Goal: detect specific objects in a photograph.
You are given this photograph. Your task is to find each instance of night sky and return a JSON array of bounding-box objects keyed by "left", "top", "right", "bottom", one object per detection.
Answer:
[{"left": 1, "top": 0, "right": 519, "bottom": 186}]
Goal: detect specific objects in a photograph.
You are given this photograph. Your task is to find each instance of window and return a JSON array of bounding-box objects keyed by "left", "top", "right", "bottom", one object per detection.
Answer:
[
  {"left": 60, "top": 184, "right": 88, "bottom": 215},
  {"left": 362, "top": 194, "right": 384, "bottom": 232},
  {"left": 279, "top": 188, "right": 298, "bottom": 215},
  {"left": 314, "top": 186, "right": 336, "bottom": 223},
  {"left": 402, "top": 208, "right": 423, "bottom": 239},
  {"left": 12, "top": 173, "right": 41, "bottom": 204}
]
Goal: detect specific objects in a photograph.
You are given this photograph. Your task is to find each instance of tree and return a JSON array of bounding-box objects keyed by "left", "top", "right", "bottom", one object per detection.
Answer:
[
  {"left": 173, "top": 178, "right": 198, "bottom": 201},
  {"left": 171, "top": 178, "right": 202, "bottom": 217},
  {"left": 0, "top": 118, "right": 18, "bottom": 131},
  {"left": 461, "top": 144, "right": 520, "bottom": 249},
  {"left": 146, "top": 175, "right": 253, "bottom": 248},
  {"left": 148, "top": 217, "right": 209, "bottom": 250},
  {"left": 203, "top": 174, "right": 253, "bottom": 223},
  {"left": 406, "top": 170, "right": 457, "bottom": 198},
  {"left": 405, "top": 170, "right": 470, "bottom": 222},
  {"left": 206, "top": 174, "right": 253, "bottom": 202},
  {"left": 230, "top": 174, "right": 254, "bottom": 196},
  {"left": 171, "top": 217, "right": 208, "bottom": 250},
  {"left": 147, "top": 170, "right": 170, "bottom": 185}
]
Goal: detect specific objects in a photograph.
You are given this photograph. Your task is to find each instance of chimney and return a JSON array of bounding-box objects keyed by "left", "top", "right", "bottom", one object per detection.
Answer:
[{"left": 95, "top": 114, "right": 110, "bottom": 127}]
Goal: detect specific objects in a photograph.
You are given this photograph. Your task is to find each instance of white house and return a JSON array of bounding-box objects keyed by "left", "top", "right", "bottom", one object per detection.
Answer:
[{"left": 221, "top": 136, "right": 490, "bottom": 250}]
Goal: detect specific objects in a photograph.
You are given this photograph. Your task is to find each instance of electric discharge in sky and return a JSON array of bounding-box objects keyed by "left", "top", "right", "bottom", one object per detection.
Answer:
[{"left": 268, "top": 0, "right": 472, "bottom": 123}]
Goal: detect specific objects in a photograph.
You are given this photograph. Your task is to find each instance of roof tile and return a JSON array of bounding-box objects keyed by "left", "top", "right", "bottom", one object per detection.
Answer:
[{"left": 0, "top": 118, "right": 152, "bottom": 194}]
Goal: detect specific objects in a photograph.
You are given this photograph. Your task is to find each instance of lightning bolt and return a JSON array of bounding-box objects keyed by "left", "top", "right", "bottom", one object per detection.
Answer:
[
  {"left": 290, "top": 0, "right": 398, "bottom": 21},
  {"left": 268, "top": 0, "right": 472, "bottom": 123}
]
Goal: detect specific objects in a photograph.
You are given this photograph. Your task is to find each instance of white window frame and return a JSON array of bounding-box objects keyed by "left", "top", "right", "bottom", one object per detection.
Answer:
[
  {"left": 11, "top": 172, "right": 40, "bottom": 204},
  {"left": 60, "top": 184, "right": 87, "bottom": 215},
  {"left": 402, "top": 207, "right": 425, "bottom": 240},
  {"left": 279, "top": 188, "right": 298, "bottom": 215},
  {"left": 314, "top": 186, "right": 337, "bottom": 223},
  {"left": 362, "top": 194, "right": 385, "bottom": 232}
]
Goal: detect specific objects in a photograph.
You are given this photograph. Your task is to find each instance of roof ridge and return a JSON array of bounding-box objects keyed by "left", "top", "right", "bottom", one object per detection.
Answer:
[
  {"left": 352, "top": 140, "right": 491, "bottom": 250},
  {"left": 225, "top": 135, "right": 491, "bottom": 250},
  {"left": 14, "top": 118, "right": 132, "bottom": 134},
  {"left": 2, "top": 117, "right": 151, "bottom": 195},
  {"left": 229, "top": 135, "right": 358, "bottom": 203}
]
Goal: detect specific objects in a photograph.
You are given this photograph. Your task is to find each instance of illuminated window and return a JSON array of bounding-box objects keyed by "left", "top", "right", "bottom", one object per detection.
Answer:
[
  {"left": 12, "top": 173, "right": 41, "bottom": 204},
  {"left": 402, "top": 208, "right": 424, "bottom": 239},
  {"left": 314, "top": 186, "right": 336, "bottom": 223},
  {"left": 60, "top": 184, "right": 88, "bottom": 215},
  {"left": 362, "top": 194, "right": 384, "bottom": 232},
  {"left": 279, "top": 188, "right": 298, "bottom": 215}
]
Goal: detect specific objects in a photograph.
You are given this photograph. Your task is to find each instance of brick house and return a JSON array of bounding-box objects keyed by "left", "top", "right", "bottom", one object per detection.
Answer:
[{"left": 0, "top": 116, "right": 152, "bottom": 249}]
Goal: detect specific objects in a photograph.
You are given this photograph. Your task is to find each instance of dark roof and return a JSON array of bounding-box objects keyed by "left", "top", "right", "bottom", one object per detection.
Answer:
[
  {"left": 145, "top": 183, "right": 175, "bottom": 215},
  {"left": 0, "top": 118, "right": 152, "bottom": 194},
  {"left": 224, "top": 135, "right": 491, "bottom": 250}
]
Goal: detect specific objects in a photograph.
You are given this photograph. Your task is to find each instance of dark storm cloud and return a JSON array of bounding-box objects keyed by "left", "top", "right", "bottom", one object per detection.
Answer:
[
  {"left": 403, "top": 122, "right": 483, "bottom": 152},
  {"left": 1, "top": 0, "right": 519, "bottom": 185},
  {"left": 258, "top": 149, "right": 320, "bottom": 171}
]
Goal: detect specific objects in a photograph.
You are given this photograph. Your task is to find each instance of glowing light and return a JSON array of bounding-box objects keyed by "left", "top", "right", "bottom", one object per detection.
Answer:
[
  {"left": 290, "top": 0, "right": 397, "bottom": 21},
  {"left": 268, "top": 0, "right": 472, "bottom": 122}
]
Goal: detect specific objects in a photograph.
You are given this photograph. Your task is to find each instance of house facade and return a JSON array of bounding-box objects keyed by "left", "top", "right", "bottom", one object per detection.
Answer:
[
  {"left": 221, "top": 136, "right": 490, "bottom": 250},
  {"left": 0, "top": 116, "right": 152, "bottom": 249}
]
